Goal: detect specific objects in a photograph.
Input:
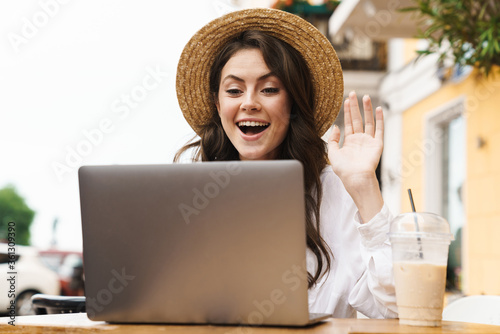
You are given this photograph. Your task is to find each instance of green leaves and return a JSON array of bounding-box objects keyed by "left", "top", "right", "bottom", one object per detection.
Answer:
[
  {"left": 402, "top": 0, "right": 500, "bottom": 77},
  {"left": 0, "top": 185, "right": 35, "bottom": 245}
]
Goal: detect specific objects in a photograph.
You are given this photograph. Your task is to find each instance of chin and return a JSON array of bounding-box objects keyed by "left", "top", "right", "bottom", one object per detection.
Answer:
[
  {"left": 238, "top": 148, "right": 277, "bottom": 161},
  {"left": 239, "top": 153, "right": 265, "bottom": 161}
]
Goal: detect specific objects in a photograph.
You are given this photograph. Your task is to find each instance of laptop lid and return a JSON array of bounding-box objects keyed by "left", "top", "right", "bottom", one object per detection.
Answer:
[{"left": 79, "top": 160, "right": 313, "bottom": 326}]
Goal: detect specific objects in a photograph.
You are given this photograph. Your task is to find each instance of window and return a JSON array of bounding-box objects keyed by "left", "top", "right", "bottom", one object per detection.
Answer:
[{"left": 425, "top": 97, "right": 465, "bottom": 291}]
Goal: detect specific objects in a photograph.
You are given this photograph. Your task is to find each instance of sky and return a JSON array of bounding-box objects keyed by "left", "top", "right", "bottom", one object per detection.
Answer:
[{"left": 0, "top": 0, "right": 268, "bottom": 251}]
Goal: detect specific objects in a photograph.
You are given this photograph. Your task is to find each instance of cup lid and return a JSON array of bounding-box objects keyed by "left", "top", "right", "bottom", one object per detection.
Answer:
[{"left": 389, "top": 212, "right": 454, "bottom": 240}]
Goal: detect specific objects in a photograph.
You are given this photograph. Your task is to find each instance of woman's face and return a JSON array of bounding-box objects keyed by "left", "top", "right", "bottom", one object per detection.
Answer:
[{"left": 216, "top": 48, "right": 292, "bottom": 160}]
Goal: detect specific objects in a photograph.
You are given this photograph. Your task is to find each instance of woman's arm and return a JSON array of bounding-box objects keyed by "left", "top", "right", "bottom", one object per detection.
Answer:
[
  {"left": 311, "top": 169, "right": 397, "bottom": 318},
  {"left": 327, "top": 91, "right": 384, "bottom": 223},
  {"left": 347, "top": 203, "right": 398, "bottom": 318}
]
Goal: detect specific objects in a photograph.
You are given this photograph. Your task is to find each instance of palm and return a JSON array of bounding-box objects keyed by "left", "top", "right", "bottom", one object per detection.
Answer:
[
  {"left": 328, "top": 92, "right": 384, "bottom": 189},
  {"left": 330, "top": 133, "right": 382, "bottom": 175}
]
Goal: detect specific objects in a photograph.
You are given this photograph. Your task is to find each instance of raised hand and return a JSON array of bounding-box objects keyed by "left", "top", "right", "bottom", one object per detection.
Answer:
[{"left": 328, "top": 91, "right": 384, "bottom": 223}]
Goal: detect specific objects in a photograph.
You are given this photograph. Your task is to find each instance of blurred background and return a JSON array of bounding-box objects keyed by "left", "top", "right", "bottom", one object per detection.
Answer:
[{"left": 1, "top": 0, "right": 499, "bottom": 313}]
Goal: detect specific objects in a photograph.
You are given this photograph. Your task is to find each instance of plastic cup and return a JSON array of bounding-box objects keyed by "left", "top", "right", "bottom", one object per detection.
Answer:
[{"left": 389, "top": 212, "right": 454, "bottom": 327}]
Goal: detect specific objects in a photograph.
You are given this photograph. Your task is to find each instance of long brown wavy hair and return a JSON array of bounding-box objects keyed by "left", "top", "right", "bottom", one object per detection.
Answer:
[{"left": 174, "top": 30, "right": 332, "bottom": 288}]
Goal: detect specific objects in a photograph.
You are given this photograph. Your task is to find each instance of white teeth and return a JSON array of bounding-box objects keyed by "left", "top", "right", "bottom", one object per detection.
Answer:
[{"left": 237, "top": 121, "right": 269, "bottom": 127}]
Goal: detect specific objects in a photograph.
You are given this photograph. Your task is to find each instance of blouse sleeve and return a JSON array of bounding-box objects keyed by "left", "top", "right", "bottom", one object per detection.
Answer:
[{"left": 347, "top": 203, "right": 399, "bottom": 318}]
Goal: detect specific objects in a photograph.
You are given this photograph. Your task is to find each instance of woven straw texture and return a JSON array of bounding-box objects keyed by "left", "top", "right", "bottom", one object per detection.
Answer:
[{"left": 176, "top": 8, "right": 343, "bottom": 136}]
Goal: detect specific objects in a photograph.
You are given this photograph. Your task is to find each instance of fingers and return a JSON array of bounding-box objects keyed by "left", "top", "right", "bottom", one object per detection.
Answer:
[
  {"left": 328, "top": 124, "right": 340, "bottom": 156},
  {"left": 348, "top": 91, "right": 363, "bottom": 133},
  {"left": 344, "top": 99, "right": 353, "bottom": 136},
  {"left": 375, "top": 106, "right": 384, "bottom": 141},
  {"left": 343, "top": 91, "right": 382, "bottom": 138},
  {"left": 329, "top": 124, "right": 341, "bottom": 145},
  {"left": 363, "top": 95, "right": 375, "bottom": 137}
]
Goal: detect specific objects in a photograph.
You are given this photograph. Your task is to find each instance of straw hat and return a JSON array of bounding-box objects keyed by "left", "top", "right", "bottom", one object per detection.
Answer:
[{"left": 176, "top": 8, "right": 343, "bottom": 136}]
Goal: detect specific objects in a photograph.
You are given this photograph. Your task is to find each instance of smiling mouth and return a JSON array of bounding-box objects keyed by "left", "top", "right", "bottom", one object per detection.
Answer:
[{"left": 237, "top": 121, "right": 270, "bottom": 135}]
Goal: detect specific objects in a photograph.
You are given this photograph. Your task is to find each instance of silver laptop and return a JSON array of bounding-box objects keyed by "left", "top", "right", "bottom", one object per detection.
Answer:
[{"left": 79, "top": 160, "right": 330, "bottom": 326}]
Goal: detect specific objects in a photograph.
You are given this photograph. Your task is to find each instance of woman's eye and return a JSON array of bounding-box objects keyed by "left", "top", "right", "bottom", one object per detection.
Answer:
[
  {"left": 226, "top": 89, "right": 242, "bottom": 95},
  {"left": 263, "top": 87, "right": 279, "bottom": 94}
]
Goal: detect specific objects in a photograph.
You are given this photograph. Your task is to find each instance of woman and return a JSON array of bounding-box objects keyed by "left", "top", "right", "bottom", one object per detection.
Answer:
[{"left": 175, "top": 8, "right": 397, "bottom": 319}]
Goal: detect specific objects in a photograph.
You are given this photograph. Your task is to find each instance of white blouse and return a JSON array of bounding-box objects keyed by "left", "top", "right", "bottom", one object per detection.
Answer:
[{"left": 307, "top": 167, "right": 399, "bottom": 319}]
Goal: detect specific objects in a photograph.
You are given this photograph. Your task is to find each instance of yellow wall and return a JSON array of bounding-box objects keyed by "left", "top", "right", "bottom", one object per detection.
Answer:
[
  {"left": 401, "top": 68, "right": 500, "bottom": 295},
  {"left": 402, "top": 39, "right": 420, "bottom": 65}
]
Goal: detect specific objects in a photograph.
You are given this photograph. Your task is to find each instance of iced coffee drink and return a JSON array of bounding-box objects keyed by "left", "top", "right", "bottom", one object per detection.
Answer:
[
  {"left": 389, "top": 212, "right": 453, "bottom": 327},
  {"left": 393, "top": 261, "right": 447, "bottom": 326}
]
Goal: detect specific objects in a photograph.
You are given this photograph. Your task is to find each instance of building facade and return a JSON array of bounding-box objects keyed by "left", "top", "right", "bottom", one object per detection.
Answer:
[{"left": 331, "top": 0, "right": 500, "bottom": 294}]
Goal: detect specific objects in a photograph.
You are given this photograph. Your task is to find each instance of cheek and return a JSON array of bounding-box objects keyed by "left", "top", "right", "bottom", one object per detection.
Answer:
[
  {"left": 217, "top": 99, "right": 237, "bottom": 128},
  {"left": 274, "top": 98, "right": 292, "bottom": 128}
]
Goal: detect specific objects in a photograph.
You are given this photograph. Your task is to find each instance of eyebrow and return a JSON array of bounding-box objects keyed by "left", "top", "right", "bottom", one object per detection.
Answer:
[{"left": 221, "top": 72, "right": 276, "bottom": 84}]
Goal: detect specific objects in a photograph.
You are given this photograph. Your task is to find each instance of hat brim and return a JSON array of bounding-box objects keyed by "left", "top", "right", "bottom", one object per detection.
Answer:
[{"left": 176, "top": 8, "right": 343, "bottom": 137}]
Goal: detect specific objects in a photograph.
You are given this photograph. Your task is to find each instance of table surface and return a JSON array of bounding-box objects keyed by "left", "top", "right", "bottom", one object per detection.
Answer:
[{"left": 1, "top": 313, "right": 500, "bottom": 334}]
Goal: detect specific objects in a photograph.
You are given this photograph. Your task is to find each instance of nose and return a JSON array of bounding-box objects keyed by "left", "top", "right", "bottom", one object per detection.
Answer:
[{"left": 241, "top": 92, "right": 261, "bottom": 111}]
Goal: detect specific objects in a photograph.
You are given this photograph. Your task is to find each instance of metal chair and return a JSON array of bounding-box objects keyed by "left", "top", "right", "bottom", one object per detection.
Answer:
[{"left": 31, "top": 294, "right": 86, "bottom": 315}]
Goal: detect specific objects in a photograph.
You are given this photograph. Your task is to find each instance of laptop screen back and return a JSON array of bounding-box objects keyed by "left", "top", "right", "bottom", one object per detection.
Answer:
[{"left": 79, "top": 160, "right": 310, "bottom": 326}]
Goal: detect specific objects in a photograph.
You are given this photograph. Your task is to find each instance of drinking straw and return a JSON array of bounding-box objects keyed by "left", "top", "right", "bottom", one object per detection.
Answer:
[{"left": 407, "top": 189, "right": 423, "bottom": 259}]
